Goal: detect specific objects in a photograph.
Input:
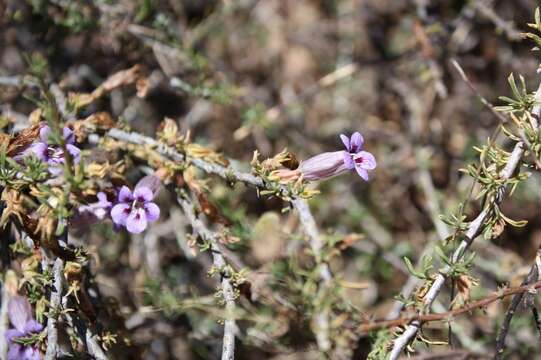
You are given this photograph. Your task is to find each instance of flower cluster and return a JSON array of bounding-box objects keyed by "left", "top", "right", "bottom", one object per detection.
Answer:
[
  {"left": 6, "top": 296, "right": 43, "bottom": 360},
  {"left": 79, "top": 175, "right": 161, "bottom": 234},
  {"left": 29, "top": 124, "right": 81, "bottom": 175},
  {"left": 298, "top": 132, "right": 377, "bottom": 181}
]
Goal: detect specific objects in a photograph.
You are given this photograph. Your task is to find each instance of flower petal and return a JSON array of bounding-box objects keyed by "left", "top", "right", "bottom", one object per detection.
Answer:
[
  {"left": 30, "top": 143, "right": 48, "bottom": 162},
  {"left": 126, "top": 208, "right": 148, "bottom": 234},
  {"left": 63, "top": 127, "right": 74, "bottom": 144},
  {"left": 349, "top": 132, "right": 364, "bottom": 152},
  {"left": 339, "top": 134, "right": 350, "bottom": 151},
  {"left": 96, "top": 192, "right": 112, "bottom": 207},
  {"left": 23, "top": 346, "right": 42, "bottom": 360},
  {"left": 7, "top": 343, "right": 23, "bottom": 360},
  {"left": 8, "top": 296, "right": 33, "bottom": 332},
  {"left": 111, "top": 204, "right": 131, "bottom": 226},
  {"left": 355, "top": 166, "right": 369, "bottom": 181},
  {"left": 133, "top": 187, "right": 153, "bottom": 203},
  {"left": 355, "top": 151, "right": 377, "bottom": 170},
  {"left": 144, "top": 202, "right": 160, "bottom": 222},
  {"left": 342, "top": 151, "right": 355, "bottom": 170},
  {"left": 39, "top": 125, "right": 50, "bottom": 144},
  {"left": 23, "top": 320, "right": 43, "bottom": 334},
  {"left": 66, "top": 144, "right": 80, "bottom": 163},
  {"left": 118, "top": 186, "right": 133, "bottom": 203},
  {"left": 47, "top": 165, "right": 64, "bottom": 176}
]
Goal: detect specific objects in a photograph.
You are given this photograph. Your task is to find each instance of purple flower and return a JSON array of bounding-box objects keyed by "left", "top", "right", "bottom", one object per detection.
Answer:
[
  {"left": 5, "top": 296, "right": 43, "bottom": 360},
  {"left": 29, "top": 124, "right": 81, "bottom": 175},
  {"left": 340, "top": 132, "right": 377, "bottom": 181},
  {"left": 299, "top": 132, "right": 376, "bottom": 181},
  {"left": 111, "top": 175, "right": 161, "bottom": 234}
]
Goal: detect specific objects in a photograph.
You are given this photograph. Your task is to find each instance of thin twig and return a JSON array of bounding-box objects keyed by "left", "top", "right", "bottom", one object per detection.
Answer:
[
  {"left": 45, "top": 258, "right": 64, "bottom": 360},
  {"left": 177, "top": 195, "right": 236, "bottom": 360},
  {"left": 494, "top": 248, "right": 541, "bottom": 359},
  {"left": 86, "top": 330, "right": 109, "bottom": 360},
  {"left": 291, "top": 198, "right": 332, "bottom": 352},
  {"left": 472, "top": 0, "right": 522, "bottom": 41},
  {"left": 450, "top": 59, "right": 508, "bottom": 124},
  {"left": 451, "top": 59, "right": 541, "bottom": 170}
]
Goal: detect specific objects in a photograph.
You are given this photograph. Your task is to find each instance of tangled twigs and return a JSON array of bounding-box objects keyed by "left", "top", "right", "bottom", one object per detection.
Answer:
[
  {"left": 101, "top": 127, "right": 336, "bottom": 353},
  {"left": 388, "top": 70, "right": 541, "bottom": 358},
  {"left": 177, "top": 194, "right": 237, "bottom": 360},
  {"left": 495, "top": 248, "right": 541, "bottom": 359},
  {"left": 389, "top": 139, "right": 527, "bottom": 360},
  {"left": 358, "top": 280, "right": 541, "bottom": 334}
]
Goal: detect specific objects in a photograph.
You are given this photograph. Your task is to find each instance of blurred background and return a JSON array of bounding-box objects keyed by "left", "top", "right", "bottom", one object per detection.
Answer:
[{"left": 2, "top": 0, "right": 541, "bottom": 359}]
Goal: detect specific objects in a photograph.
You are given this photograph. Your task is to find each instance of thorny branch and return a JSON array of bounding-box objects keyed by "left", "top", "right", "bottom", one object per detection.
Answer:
[
  {"left": 388, "top": 80, "right": 541, "bottom": 359},
  {"left": 94, "top": 128, "right": 264, "bottom": 187},
  {"left": 291, "top": 198, "right": 333, "bottom": 351},
  {"left": 177, "top": 194, "right": 237, "bottom": 360},
  {"left": 44, "top": 257, "right": 63, "bottom": 360}
]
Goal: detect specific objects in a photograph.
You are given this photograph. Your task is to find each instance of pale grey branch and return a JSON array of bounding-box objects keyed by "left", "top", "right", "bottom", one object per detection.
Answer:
[
  {"left": 177, "top": 196, "right": 237, "bottom": 360},
  {"left": 45, "top": 258, "right": 64, "bottom": 360}
]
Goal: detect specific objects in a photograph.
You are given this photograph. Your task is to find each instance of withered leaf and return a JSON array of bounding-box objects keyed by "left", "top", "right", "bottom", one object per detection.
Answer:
[
  {"left": 186, "top": 143, "right": 229, "bottom": 166},
  {"left": 70, "top": 65, "right": 143, "bottom": 108},
  {"left": 6, "top": 123, "right": 40, "bottom": 156},
  {"left": 337, "top": 233, "right": 364, "bottom": 251},
  {"left": 197, "top": 191, "right": 230, "bottom": 226}
]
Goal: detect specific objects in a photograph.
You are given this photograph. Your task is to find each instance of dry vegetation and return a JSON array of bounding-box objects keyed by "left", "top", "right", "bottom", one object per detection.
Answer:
[{"left": 2, "top": 1, "right": 541, "bottom": 359}]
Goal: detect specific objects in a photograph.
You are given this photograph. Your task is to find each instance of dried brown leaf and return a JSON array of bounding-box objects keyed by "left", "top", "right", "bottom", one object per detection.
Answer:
[
  {"left": 70, "top": 65, "right": 142, "bottom": 108},
  {"left": 6, "top": 123, "right": 40, "bottom": 156}
]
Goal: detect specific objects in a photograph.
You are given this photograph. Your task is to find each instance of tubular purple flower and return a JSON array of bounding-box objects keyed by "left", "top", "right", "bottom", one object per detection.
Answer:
[
  {"left": 298, "top": 132, "right": 377, "bottom": 181},
  {"left": 111, "top": 175, "right": 161, "bottom": 234},
  {"left": 299, "top": 151, "right": 350, "bottom": 181},
  {"left": 6, "top": 296, "right": 43, "bottom": 360}
]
